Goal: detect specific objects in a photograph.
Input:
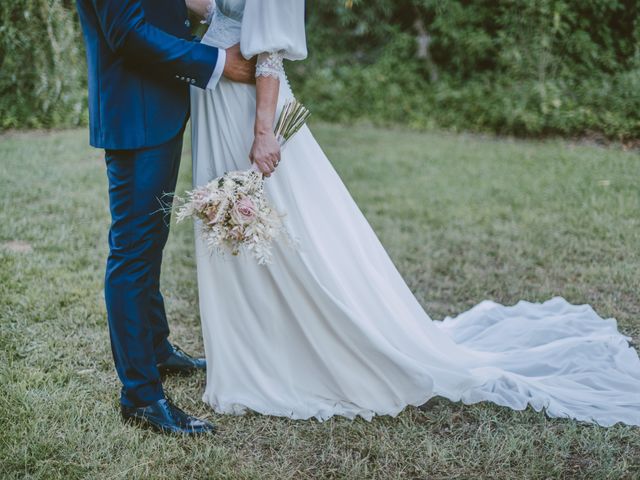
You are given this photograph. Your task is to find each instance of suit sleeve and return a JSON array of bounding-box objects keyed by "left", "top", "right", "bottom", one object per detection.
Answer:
[{"left": 90, "top": 0, "right": 222, "bottom": 89}]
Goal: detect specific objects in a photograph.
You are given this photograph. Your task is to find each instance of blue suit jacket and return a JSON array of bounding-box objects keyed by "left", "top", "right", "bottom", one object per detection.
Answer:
[{"left": 76, "top": 0, "right": 220, "bottom": 150}]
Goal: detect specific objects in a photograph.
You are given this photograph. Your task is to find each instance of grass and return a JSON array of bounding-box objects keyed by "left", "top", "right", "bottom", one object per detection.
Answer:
[{"left": 0, "top": 124, "right": 639, "bottom": 479}]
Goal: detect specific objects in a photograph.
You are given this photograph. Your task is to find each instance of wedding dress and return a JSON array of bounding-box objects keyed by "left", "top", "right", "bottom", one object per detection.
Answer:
[{"left": 190, "top": 0, "right": 640, "bottom": 426}]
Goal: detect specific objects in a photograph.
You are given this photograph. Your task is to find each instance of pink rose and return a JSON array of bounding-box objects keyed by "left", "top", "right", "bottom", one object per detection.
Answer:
[{"left": 231, "top": 197, "right": 256, "bottom": 224}]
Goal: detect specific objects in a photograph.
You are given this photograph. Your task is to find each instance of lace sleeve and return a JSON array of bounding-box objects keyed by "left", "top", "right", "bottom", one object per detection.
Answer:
[
  {"left": 256, "top": 51, "right": 284, "bottom": 78},
  {"left": 200, "top": 0, "right": 215, "bottom": 25}
]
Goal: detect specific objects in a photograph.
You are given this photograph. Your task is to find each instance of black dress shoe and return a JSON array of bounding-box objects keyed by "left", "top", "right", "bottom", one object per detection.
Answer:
[
  {"left": 121, "top": 398, "right": 216, "bottom": 435},
  {"left": 157, "top": 344, "right": 206, "bottom": 375}
]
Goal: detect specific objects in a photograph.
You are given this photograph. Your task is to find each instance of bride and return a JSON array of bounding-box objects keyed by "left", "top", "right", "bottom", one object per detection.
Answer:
[{"left": 189, "top": 0, "right": 640, "bottom": 426}]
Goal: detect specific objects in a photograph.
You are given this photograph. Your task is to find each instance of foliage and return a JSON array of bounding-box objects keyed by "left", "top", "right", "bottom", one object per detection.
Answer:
[
  {"left": 0, "top": 0, "right": 87, "bottom": 129},
  {"left": 1, "top": 0, "right": 639, "bottom": 139},
  {"left": 289, "top": 0, "right": 640, "bottom": 140}
]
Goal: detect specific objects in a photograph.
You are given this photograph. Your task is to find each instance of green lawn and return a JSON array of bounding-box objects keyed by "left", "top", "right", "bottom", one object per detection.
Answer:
[{"left": 1, "top": 125, "right": 638, "bottom": 479}]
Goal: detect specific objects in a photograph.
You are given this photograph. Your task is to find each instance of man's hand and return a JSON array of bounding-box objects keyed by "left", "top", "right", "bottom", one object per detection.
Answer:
[
  {"left": 249, "top": 131, "right": 280, "bottom": 177},
  {"left": 223, "top": 44, "right": 256, "bottom": 84}
]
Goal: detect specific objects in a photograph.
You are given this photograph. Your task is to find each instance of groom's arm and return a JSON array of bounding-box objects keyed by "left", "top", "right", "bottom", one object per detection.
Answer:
[{"left": 90, "top": 0, "right": 251, "bottom": 87}]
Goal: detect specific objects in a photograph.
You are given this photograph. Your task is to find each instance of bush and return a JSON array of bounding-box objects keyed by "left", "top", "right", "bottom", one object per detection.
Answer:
[
  {"left": 288, "top": 0, "right": 640, "bottom": 140},
  {"left": 0, "top": 0, "right": 86, "bottom": 129},
  {"left": 1, "top": 0, "right": 639, "bottom": 140}
]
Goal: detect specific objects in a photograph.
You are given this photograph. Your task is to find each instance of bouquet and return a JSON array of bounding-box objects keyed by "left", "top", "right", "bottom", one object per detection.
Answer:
[{"left": 175, "top": 99, "right": 311, "bottom": 265}]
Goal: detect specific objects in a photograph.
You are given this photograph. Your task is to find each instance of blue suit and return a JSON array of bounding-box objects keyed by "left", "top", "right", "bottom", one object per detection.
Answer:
[
  {"left": 76, "top": 0, "right": 219, "bottom": 149},
  {"left": 76, "top": 0, "right": 221, "bottom": 406}
]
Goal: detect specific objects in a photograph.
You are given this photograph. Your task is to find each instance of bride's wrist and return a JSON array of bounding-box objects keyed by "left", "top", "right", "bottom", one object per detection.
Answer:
[{"left": 254, "top": 123, "right": 273, "bottom": 137}]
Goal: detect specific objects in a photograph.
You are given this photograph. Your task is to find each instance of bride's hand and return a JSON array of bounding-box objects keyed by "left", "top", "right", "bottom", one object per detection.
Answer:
[
  {"left": 250, "top": 70, "right": 281, "bottom": 177},
  {"left": 249, "top": 131, "right": 280, "bottom": 177}
]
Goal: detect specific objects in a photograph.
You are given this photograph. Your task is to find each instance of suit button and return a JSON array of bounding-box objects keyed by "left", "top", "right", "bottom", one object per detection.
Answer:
[{"left": 185, "top": 19, "right": 191, "bottom": 28}]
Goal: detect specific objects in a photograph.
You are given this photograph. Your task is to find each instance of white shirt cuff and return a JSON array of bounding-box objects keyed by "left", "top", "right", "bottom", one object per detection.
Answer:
[{"left": 206, "top": 49, "right": 226, "bottom": 89}]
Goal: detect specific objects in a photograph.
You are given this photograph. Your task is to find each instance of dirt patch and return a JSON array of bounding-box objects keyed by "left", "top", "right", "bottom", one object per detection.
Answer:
[{"left": 2, "top": 240, "right": 33, "bottom": 253}]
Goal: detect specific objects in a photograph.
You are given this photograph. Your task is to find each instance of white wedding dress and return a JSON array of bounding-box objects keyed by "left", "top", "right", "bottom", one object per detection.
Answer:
[{"left": 190, "top": 0, "right": 640, "bottom": 426}]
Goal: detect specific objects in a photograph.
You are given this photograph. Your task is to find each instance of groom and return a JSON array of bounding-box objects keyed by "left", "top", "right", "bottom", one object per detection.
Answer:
[{"left": 76, "top": 0, "right": 255, "bottom": 434}]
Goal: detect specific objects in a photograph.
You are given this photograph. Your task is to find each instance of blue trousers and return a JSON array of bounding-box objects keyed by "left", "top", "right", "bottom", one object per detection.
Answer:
[{"left": 104, "top": 131, "right": 183, "bottom": 407}]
